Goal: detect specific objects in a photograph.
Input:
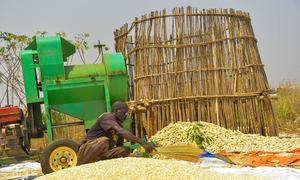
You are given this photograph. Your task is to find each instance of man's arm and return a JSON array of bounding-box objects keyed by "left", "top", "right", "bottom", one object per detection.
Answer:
[{"left": 112, "top": 125, "right": 154, "bottom": 153}]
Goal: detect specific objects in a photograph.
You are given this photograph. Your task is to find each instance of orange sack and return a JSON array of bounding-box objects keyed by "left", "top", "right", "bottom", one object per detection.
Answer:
[{"left": 217, "top": 148, "right": 300, "bottom": 167}]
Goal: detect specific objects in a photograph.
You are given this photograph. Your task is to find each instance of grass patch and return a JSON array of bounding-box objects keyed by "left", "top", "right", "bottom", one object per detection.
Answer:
[{"left": 272, "top": 81, "right": 300, "bottom": 130}]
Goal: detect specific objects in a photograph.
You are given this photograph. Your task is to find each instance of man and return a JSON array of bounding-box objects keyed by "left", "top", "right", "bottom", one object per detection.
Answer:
[{"left": 77, "top": 101, "right": 153, "bottom": 165}]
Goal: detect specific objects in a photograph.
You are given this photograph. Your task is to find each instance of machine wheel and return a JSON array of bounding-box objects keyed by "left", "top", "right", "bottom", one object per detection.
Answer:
[{"left": 40, "top": 139, "right": 79, "bottom": 174}]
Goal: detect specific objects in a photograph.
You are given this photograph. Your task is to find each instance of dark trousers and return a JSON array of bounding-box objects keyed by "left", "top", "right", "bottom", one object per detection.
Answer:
[{"left": 77, "top": 136, "right": 130, "bottom": 165}]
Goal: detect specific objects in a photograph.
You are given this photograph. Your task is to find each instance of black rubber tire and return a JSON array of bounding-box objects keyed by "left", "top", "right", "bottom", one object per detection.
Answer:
[{"left": 40, "top": 139, "right": 79, "bottom": 174}]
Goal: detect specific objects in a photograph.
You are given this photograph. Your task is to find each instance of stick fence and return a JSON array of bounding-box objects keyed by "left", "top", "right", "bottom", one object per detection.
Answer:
[{"left": 114, "top": 7, "right": 278, "bottom": 137}]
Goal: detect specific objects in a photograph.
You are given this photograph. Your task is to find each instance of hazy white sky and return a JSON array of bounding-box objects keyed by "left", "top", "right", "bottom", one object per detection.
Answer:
[{"left": 1, "top": 0, "right": 299, "bottom": 87}]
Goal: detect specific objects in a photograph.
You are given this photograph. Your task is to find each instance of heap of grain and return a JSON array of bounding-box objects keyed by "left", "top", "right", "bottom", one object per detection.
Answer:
[
  {"left": 0, "top": 169, "right": 42, "bottom": 179},
  {"left": 150, "top": 122, "right": 300, "bottom": 153},
  {"left": 38, "top": 157, "right": 266, "bottom": 180}
]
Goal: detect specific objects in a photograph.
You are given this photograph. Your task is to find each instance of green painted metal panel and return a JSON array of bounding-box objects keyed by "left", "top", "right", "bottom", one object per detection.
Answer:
[
  {"left": 20, "top": 50, "right": 41, "bottom": 103},
  {"left": 47, "top": 85, "right": 105, "bottom": 105},
  {"left": 109, "top": 75, "right": 128, "bottom": 102},
  {"left": 26, "top": 36, "right": 75, "bottom": 59},
  {"left": 42, "top": 85, "right": 53, "bottom": 141},
  {"left": 103, "top": 53, "right": 128, "bottom": 102},
  {"left": 25, "top": 39, "right": 37, "bottom": 50},
  {"left": 60, "top": 37, "right": 76, "bottom": 59},
  {"left": 51, "top": 100, "right": 106, "bottom": 129},
  {"left": 45, "top": 78, "right": 108, "bottom": 129},
  {"left": 65, "top": 64, "right": 106, "bottom": 79},
  {"left": 103, "top": 53, "right": 126, "bottom": 75},
  {"left": 26, "top": 36, "right": 75, "bottom": 82},
  {"left": 37, "top": 37, "right": 64, "bottom": 81}
]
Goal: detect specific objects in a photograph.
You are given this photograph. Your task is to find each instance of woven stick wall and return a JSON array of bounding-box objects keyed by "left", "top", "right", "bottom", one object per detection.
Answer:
[{"left": 114, "top": 7, "right": 278, "bottom": 137}]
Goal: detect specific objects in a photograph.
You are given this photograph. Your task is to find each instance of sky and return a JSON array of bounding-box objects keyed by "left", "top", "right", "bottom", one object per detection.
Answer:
[{"left": 0, "top": 0, "right": 299, "bottom": 87}]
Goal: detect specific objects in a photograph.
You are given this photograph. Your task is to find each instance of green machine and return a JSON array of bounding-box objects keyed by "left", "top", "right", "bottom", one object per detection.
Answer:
[{"left": 21, "top": 36, "right": 128, "bottom": 173}]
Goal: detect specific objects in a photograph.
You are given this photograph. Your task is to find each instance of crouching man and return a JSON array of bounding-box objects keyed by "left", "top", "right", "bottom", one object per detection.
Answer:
[{"left": 77, "top": 101, "right": 153, "bottom": 165}]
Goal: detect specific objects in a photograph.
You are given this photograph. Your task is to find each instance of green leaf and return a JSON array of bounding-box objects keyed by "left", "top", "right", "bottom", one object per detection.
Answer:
[{"left": 187, "top": 123, "right": 211, "bottom": 148}]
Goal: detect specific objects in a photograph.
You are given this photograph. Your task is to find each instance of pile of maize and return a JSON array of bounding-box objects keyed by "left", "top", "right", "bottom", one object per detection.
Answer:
[
  {"left": 150, "top": 122, "right": 300, "bottom": 153},
  {"left": 37, "top": 157, "right": 266, "bottom": 180},
  {"left": 0, "top": 169, "right": 42, "bottom": 179}
]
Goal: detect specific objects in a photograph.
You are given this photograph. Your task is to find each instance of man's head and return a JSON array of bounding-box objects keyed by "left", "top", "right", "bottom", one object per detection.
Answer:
[{"left": 111, "top": 101, "right": 128, "bottom": 122}]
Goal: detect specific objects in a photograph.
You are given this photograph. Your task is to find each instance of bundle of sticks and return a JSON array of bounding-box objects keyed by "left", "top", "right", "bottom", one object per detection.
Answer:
[{"left": 153, "top": 145, "right": 203, "bottom": 162}]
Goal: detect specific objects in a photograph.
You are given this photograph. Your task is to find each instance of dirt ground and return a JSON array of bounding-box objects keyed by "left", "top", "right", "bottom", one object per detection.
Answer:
[{"left": 278, "top": 127, "right": 300, "bottom": 138}]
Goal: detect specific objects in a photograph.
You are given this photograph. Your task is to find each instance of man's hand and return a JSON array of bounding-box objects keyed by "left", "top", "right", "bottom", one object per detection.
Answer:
[
  {"left": 115, "top": 127, "right": 155, "bottom": 153},
  {"left": 142, "top": 143, "right": 154, "bottom": 153}
]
